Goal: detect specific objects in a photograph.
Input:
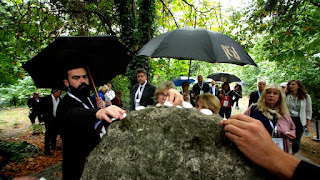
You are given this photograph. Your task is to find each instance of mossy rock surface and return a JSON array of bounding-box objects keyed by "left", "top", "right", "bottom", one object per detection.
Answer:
[{"left": 81, "top": 107, "right": 274, "bottom": 180}]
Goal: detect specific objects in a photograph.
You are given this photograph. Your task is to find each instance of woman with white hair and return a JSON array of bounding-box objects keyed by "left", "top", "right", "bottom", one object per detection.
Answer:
[{"left": 244, "top": 84, "right": 296, "bottom": 153}]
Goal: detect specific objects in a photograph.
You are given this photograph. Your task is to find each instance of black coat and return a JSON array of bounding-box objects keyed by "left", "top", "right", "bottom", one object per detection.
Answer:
[
  {"left": 56, "top": 93, "right": 100, "bottom": 180},
  {"left": 249, "top": 90, "right": 260, "bottom": 107},
  {"left": 192, "top": 82, "right": 211, "bottom": 96},
  {"left": 27, "top": 97, "right": 42, "bottom": 114},
  {"left": 130, "top": 82, "right": 156, "bottom": 110},
  {"left": 42, "top": 95, "right": 62, "bottom": 120}
]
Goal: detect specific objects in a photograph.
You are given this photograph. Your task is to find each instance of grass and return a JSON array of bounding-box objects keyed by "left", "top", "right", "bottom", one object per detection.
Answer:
[{"left": 0, "top": 106, "right": 29, "bottom": 128}]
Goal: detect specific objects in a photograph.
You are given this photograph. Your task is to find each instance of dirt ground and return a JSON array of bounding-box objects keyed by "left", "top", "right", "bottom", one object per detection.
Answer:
[
  {"left": 0, "top": 107, "right": 63, "bottom": 178},
  {"left": 0, "top": 104, "right": 319, "bottom": 178}
]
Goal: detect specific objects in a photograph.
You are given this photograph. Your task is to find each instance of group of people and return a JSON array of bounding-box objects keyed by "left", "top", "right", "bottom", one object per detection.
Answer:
[
  {"left": 94, "top": 82, "right": 124, "bottom": 108},
  {"left": 24, "top": 65, "right": 316, "bottom": 180},
  {"left": 27, "top": 90, "right": 62, "bottom": 155},
  {"left": 247, "top": 80, "right": 312, "bottom": 155}
]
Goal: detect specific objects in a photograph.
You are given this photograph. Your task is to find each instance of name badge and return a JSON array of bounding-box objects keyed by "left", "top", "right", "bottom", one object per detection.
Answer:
[
  {"left": 291, "top": 110, "right": 298, "bottom": 116},
  {"left": 135, "top": 99, "right": 141, "bottom": 109},
  {"left": 272, "top": 138, "right": 284, "bottom": 151},
  {"left": 200, "top": 90, "right": 204, "bottom": 94},
  {"left": 223, "top": 100, "right": 229, "bottom": 107}
]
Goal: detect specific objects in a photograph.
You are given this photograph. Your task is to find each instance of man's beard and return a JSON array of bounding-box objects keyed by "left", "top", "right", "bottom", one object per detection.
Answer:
[{"left": 69, "top": 83, "right": 90, "bottom": 99}]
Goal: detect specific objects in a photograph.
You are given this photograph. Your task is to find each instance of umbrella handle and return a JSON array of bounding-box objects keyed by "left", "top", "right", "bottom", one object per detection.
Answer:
[
  {"left": 185, "top": 59, "right": 192, "bottom": 101},
  {"left": 86, "top": 65, "right": 99, "bottom": 98}
]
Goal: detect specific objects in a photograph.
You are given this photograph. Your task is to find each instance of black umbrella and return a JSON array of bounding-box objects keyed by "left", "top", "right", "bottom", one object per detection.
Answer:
[
  {"left": 136, "top": 28, "right": 256, "bottom": 100},
  {"left": 22, "top": 36, "right": 132, "bottom": 93},
  {"left": 207, "top": 72, "right": 242, "bottom": 83},
  {"left": 137, "top": 28, "right": 257, "bottom": 66}
]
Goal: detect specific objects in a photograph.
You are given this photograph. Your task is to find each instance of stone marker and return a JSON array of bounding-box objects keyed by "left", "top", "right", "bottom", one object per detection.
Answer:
[{"left": 81, "top": 107, "right": 274, "bottom": 179}]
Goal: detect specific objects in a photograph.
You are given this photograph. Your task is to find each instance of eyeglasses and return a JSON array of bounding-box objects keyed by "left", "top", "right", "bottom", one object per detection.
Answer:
[{"left": 159, "top": 93, "right": 168, "bottom": 98}]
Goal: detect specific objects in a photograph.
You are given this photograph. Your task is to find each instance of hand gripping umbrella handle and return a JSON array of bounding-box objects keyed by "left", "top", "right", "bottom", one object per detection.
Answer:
[{"left": 86, "top": 65, "right": 99, "bottom": 97}]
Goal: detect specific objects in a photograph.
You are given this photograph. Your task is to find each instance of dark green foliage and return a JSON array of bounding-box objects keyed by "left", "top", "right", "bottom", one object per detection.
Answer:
[{"left": 0, "top": 140, "right": 41, "bottom": 163}]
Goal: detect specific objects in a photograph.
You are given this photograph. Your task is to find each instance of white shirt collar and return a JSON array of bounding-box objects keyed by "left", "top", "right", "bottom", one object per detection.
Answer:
[{"left": 139, "top": 80, "right": 147, "bottom": 88}]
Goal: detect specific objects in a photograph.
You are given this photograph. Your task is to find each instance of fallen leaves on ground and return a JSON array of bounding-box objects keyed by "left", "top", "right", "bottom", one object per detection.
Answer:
[{"left": 1, "top": 132, "right": 63, "bottom": 178}]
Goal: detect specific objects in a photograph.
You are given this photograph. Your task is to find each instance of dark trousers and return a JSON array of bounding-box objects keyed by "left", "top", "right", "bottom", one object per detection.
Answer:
[
  {"left": 219, "top": 107, "right": 231, "bottom": 119},
  {"left": 29, "top": 112, "right": 43, "bottom": 124},
  {"left": 44, "top": 117, "right": 58, "bottom": 153},
  {"left": 292, "top": 116, "right": 303, "bottom": 153},
  {"left": 233, "top": 97, "right": 240, "bottom": 107}
]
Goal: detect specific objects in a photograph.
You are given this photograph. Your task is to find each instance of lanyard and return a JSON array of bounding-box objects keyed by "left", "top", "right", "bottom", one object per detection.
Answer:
[
  {"left": 67, "top": 91, "right": 94, "bottom": 109},
  {"left": 136, "top": 85, "right": 144, "bottom": 99},
  {"left": 290, "top": 94, "right": 298, "bottom": 110},
  {"left": 199, "top": 82, "right": 203, "bottom": 89},
  {"left": 269, "top": 115, "right": 278, "bottom": 138}
]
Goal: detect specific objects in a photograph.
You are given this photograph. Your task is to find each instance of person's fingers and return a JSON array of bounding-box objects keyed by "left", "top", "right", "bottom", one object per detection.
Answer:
[
  {"left": 221, "top": 117, "right": 254, "bottom": 130},
  {"left": 100, "top": 113, "right": 112, "bottom": 123},
  {"left": 225, "top": 131, "right": 241, "bottom": 144},
  {"left": 229, "top": 114, "right": 255, "bottom": 123},
  {"left": 165, "top": 88, "right": 183, "bottom": 106},
  {"left": 224, "top": 123, "right": 245, "bottom": 138}
]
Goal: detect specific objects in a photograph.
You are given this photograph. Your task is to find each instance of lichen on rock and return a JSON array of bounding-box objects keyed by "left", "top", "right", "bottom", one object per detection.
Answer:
[{"left": 81, "top": 107, "right": 274, "bottom": 180}]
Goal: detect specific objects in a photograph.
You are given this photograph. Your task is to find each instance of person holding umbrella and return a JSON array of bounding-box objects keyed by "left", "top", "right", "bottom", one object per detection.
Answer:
[{"left": 56, "top": 64, "right": 126, "bottom": 180}]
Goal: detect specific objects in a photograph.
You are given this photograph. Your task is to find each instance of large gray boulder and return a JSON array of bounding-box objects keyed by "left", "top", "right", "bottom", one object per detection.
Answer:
[{"left": 81, "top": 107, "right": 274, "bottom": 179}]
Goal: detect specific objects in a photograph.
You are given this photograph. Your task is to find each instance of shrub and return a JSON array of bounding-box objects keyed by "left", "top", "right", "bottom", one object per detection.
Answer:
[{"left": 0, "top": 141, "right": 41, "bottom": 163}]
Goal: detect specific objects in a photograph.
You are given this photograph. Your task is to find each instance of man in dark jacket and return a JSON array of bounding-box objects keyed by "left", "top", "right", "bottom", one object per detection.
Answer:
[
  {"left": 192, "top": 75, "right": 210, "bottom": 97},
  {"left": 130, "top": 68, "right": 156, "bottom": 110},
  {"left": 42, "top": 89, "right": 62, "bottom": 155},
  {"left": 248, "top": 80, "right": 266, "bottom": 107},
  {"left": 27, "top": 92, "right": 43, "bottom": 124},
  {"left": 57, "top": 65, "right": 126, "bottom": 180}
]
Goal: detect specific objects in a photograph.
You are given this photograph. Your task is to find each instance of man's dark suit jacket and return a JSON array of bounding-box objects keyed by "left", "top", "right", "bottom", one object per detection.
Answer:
[
  {"left": 42, "top": 95, "right": 62, "bottom": 119},
  {"left": 192, "top": 82, "right": 211, "bottom": 96},
  {"left": 248, "top": 90, "right": 260, "bottom": 107},
  {"left": 130, "top": 82, "right": 156, "bottom": 111},
  {"left": 27, "top": 97, "right": 42, "bottom": 114},
  {"left": 56, "top": 94, "right": 100, "bottom": 180}
]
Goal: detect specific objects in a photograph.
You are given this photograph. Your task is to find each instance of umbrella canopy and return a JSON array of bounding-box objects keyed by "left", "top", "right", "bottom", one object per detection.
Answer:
[
  {"left": 171, "top": 76, "right": 196, "bottom": 86},
  {"left": 207, "top": 72, "right": 242, "bottom": 83},
  {"left": 22, "top": 36, "right": 132, "bottom": 90},
  {"left": 137, "top": 28, "right": 257, "bottom": 67},
  {"left": 235, "top": 81, "right": 248, "bottom": 87}
]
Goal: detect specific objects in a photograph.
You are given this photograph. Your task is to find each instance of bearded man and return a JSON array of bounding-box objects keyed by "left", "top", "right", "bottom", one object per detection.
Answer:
[{"left": 56, "top": 64, "right": 126, "bottom": 180}]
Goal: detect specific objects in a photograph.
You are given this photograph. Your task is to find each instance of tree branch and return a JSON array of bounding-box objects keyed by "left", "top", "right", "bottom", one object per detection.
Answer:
[
  {"left": 309, "top": 0, "right": 320, "bottom": 8},
  {"left": 181, "top": 0, "right": 219, "bottom": 14},
  {"left": 159, "top": 0, "right": 179, "bottom": 28}
]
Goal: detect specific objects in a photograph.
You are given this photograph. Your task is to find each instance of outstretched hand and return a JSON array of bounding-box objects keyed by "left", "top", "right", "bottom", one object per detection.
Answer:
[
  {"left": 166, "top": 88, "right": 184, "bottom": 106},
  {"left": 220, "top": 114, "right": 278, "bottom": 165},
  {"left": 96, "top": 105, "right": 126, "bottom": 123},
  {"left": 220, "top": 114, "right": 300, "bottom": 180}
]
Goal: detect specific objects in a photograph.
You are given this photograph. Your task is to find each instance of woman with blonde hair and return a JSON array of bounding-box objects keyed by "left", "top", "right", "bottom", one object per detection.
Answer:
[
  {"left": 244, "top": 84, "right": 296, "bottom": 153},
  {"left": 94, "top": 85, "right": 109, "bottom": 107},
  {"left": 195, "top": 94, "right": 221, "bottom": 114},
  {"left": 285, "top": 80, "right": 312, "bottom": 155},
  {"left": 153, "top": 81, "right": 177, "bottom": 105}
]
